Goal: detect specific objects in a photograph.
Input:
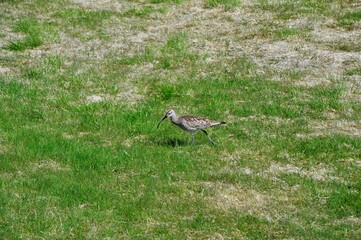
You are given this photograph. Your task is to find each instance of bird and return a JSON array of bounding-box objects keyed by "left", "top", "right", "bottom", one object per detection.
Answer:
[{"left": 157, "top": 109, "right": 226, "bottom": 145}]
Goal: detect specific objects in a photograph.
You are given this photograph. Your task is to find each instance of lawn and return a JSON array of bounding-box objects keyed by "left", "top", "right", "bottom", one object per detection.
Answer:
[{"left": 0, "top": 0, "right": 360, "bottom": 239}]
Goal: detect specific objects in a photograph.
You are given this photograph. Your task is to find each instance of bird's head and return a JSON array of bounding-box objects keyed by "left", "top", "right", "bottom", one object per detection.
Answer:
[{"left": 157, "top": 109, "right": 176, "bottom": 128}]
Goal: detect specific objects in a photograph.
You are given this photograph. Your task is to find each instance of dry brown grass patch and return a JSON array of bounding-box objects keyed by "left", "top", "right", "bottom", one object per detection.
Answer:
[
  {"left": 31, "top": 159, "right": 70, "bottom": 172},
  {"left": 263, "top": 162, "right": 346, "bottom": 184},
  {"left": 297, "top": 119, "right": 361, "bottom": 138},
  {"left": 199, "top": 181, "right": 300, "bottom": 222}
]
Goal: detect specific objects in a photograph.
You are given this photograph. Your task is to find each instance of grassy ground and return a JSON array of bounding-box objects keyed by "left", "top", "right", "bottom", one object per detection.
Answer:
[{"left": 0, "top": 0, "right": 360, "bottom": 239}]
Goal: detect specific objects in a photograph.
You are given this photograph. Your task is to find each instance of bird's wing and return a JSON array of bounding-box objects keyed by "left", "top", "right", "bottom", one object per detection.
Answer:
[{"left": 180, "top": 115, "right": 213, "bottom": 129}]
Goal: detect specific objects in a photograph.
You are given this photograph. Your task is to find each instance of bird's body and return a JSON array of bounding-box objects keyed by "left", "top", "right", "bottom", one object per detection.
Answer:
[
  {"left": 157, "top": 109, "right": 226, "bottom": 145},
  {"left": 169, "top": 114, "right": 225, "bottom": 132}
]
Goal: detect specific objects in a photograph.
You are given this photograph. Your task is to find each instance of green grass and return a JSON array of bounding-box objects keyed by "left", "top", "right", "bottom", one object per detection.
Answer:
[
  {"left": 257, "top": 25, "right": 307, "bottom": 41},
  {"left": 335, "top": 42, "right": 361, "bottom": 52},
  {"left": 346, "top": 67, "right": 361, "bottom": 76},
  {"left": 256, "top": 0, "right": 350, "bottom": 20},
  {"left": 338, "top": 11, "right": 361, "bottom": 29},
  {"left": 51, "top": 8, "right": 113, "bottom": 40},
  {"left": 148, "top": 31, "right": 201, "bottom": 70},
  {"left": 5, "top": 18, "right": 43, "bottom": 51},
  {"left": 204, "top": 0, "right": 240, "bottom": 10},
  {"left": 123, "top": 5, "right": 167, "bottom": 18},
  {"left": 273, "top": 27, "right": 301, "bottom": 39},
  {"left": 1, "top": 0, "right": 360, "bottom": 239},
  {"left": 54, "top": 9, "right": 112, "bottom": 29}
]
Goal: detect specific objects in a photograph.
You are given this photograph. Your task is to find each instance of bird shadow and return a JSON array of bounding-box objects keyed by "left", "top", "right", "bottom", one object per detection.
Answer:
[{"left": 155, "top": 137, "right": 188, "bottom": 147}]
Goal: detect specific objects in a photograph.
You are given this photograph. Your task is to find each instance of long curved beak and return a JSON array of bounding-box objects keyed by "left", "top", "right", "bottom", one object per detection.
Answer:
[{"left": 157, "top": 115, "right": 167, "bottom": 129}]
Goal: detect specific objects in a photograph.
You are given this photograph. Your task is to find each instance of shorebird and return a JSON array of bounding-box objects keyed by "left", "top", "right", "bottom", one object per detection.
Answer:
[{"left": 157, "top": 109, "right": 226, "bottom": 145}]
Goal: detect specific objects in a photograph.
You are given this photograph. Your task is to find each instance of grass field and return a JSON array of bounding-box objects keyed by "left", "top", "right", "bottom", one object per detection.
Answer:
[{"left": 0, "top": 0, "right": 360, "bottom": 239}]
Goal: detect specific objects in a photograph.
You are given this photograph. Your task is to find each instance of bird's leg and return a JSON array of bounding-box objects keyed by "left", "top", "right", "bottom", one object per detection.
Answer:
[
  {"left": 201, "top": 129, "right": 215, "bottom": 146},
  {"left": 191, "top": 132, "right": 195, "bottom": 145}
]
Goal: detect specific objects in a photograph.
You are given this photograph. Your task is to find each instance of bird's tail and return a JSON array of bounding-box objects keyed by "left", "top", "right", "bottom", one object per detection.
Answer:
[{"left": 210, "top": 121, "right": 226, "bottom": 127}]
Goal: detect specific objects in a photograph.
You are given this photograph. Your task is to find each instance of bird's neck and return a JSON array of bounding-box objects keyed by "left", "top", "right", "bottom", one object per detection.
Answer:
[{"left": 169, "top": 115, "right": 179, "bottom": 124}]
